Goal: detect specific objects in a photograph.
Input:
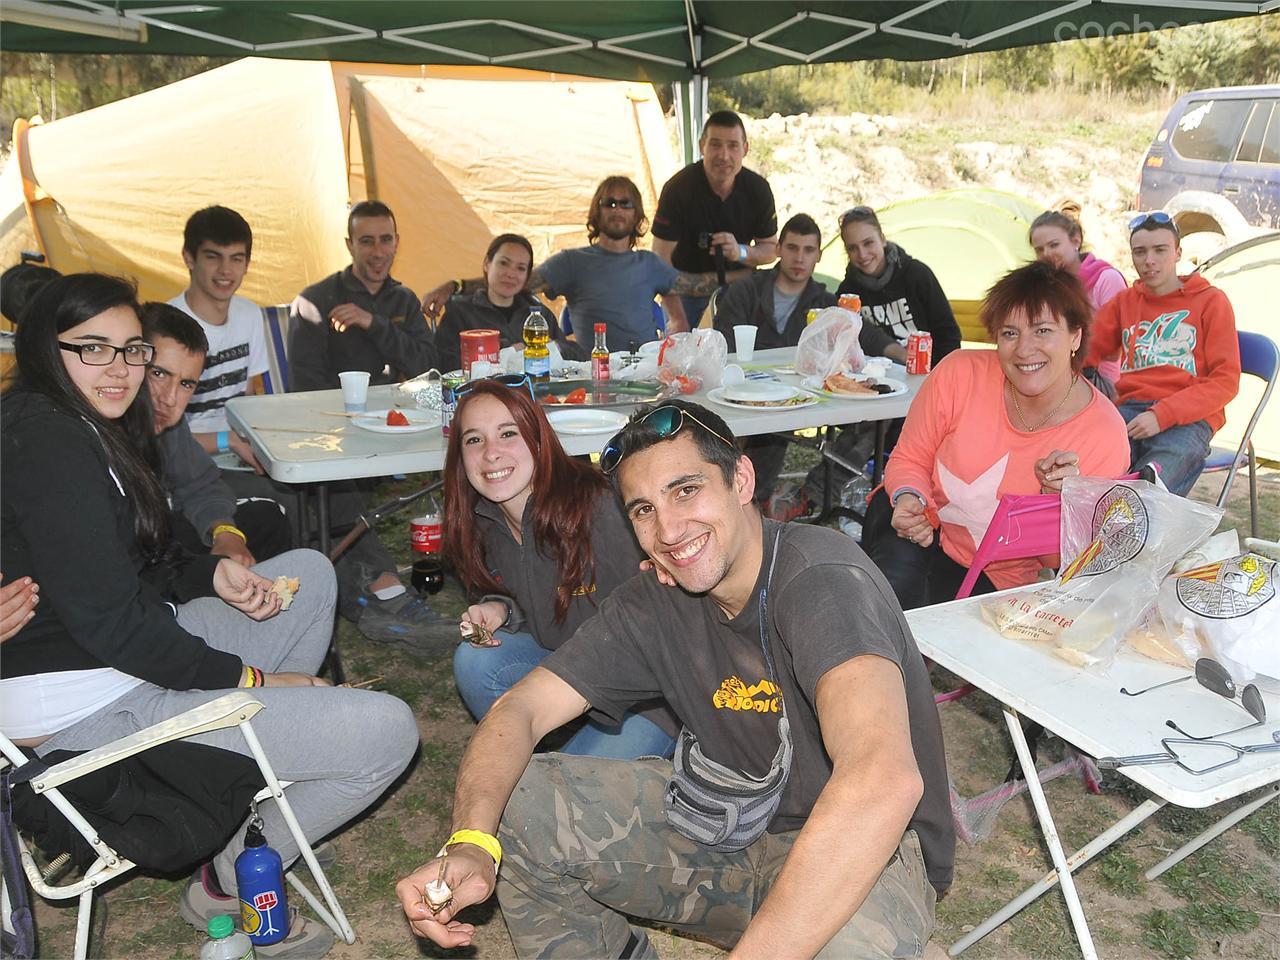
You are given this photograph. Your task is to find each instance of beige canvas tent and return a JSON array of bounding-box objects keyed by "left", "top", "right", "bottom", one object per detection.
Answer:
[{"left": 0, "top": 58, "right": 677, "bottom": 308}]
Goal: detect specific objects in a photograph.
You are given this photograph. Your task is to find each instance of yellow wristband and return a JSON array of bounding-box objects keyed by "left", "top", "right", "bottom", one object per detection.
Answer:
[
  {"left": 442, "top": 829, "right": 502, "bottom": 868},
  {"left": 212, "top": 524, "right": 248, "bottom": 542}
]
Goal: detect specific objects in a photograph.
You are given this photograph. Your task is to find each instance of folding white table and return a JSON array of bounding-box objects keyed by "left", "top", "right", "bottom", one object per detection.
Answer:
[
  {"left": 223, "top": 347, "right": 922, "bottom": 483},
  {"left": 906, "top": 592, "right": 1280, "bottom": 959}
]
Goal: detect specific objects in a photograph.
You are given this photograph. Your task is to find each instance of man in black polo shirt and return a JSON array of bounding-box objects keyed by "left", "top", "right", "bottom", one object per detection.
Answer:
[
  {"left": 652, "top": 110, "right": 778, "bottom": 328},
  {"left": 288, "top": 200, "right": 438, "bottom": 391},
  {"left": 397, "top": 400, "right": 952, "bottom": 959}
]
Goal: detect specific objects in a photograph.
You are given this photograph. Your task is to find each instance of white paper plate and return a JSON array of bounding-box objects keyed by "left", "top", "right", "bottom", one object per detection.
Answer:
[
  {"left": 706, "top": 387, "right": 818, "bottom": 411},
  {"left": 351, "top": 409, "right": 442, "bottom": 434},
  {"left": 804, "top": 375, "right": 908, "bottom": 400},
  {"left": 546, "top": 409, "right": 629, "bottom": 435},
  {"left": 721, "top": 380, "right": 798, "bottom": 403}
]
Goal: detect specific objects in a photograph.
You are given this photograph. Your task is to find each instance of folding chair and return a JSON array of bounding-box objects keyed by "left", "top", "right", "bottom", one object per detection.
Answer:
[
  {"left": 1203, "top": 330, "right": 1278, "bottom": 539},
  {"left": 1, "top": 693, "right": 354, "bottom": 960},
  {"left": 260, "top": 305, "right": 292, "bottom": 395}
]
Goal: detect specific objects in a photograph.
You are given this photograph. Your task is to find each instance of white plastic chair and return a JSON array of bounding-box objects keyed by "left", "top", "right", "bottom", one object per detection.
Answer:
[{"left": 1, "top": 692, "right": 354, "bottom": 960}]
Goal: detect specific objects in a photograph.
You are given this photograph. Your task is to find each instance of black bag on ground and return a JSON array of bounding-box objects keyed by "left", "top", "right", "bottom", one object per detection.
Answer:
[{"left": 8, "top": 741, "right": 264, "bottom": 874}]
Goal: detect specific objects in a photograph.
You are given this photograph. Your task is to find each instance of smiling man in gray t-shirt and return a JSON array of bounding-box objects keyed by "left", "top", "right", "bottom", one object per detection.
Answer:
[{"left": 397, "top": 399, "right": 953, "bottom": 959}]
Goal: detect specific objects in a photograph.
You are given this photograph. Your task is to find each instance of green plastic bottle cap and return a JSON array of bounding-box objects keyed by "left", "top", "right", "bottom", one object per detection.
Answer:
[{"left": 207, "top": 915, "right": 235, "bottom": 939}]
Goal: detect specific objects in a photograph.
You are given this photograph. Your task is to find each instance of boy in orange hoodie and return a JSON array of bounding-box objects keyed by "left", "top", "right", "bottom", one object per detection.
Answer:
[{"left": 1086, "top": 213, "right": 1240, "bottom": 496}]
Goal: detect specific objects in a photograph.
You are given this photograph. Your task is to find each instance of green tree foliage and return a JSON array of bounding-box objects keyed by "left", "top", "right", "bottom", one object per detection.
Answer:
[{"left": 710, "top": 18, "right": 1278, "bottom": 117}]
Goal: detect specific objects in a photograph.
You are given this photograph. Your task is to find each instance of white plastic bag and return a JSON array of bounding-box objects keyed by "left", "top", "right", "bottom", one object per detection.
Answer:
[
  {"left": 1156, "top": 550, "right": 1280, "bottom": 681},
  {"left": 795, "top": 307, "right": 865, "bottom": 383},
  {"left": 981, "top": 476, "right": 1221, "bottom": 671},
  {"left": 656, "top": 330, "right": 728, "bottom": 393}
]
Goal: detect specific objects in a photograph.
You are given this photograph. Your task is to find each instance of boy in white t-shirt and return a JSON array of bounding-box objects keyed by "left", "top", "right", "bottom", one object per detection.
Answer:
[{"left": 168, "top": 206, "right": 267, "bottom": 473}]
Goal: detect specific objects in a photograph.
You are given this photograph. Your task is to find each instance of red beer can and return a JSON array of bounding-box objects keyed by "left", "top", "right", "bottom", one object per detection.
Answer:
[
  {"left": 459, "top": 329, "right": 500, "bottom": 378},
  {"left": 410, "top": 514, "right": 443, "bottom": 554},
  {"left": 906, "top": 331, "right": 933, "bottom": 375}
]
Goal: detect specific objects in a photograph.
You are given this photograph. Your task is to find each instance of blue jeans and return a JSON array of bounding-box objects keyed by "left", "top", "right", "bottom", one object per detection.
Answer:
[
  {"left": 453, "top": 630, "right": 675, "bottom": 760},
  {"left": 1117, "top": 400, "right": 1213, "bottom": 497}
]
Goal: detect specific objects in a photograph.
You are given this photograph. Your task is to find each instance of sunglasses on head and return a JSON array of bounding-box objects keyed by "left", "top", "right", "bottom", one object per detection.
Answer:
[
  {"left": 600, "top": 405, "right": 734, "bottom": 475},
  {"left": 839, "top": 205, "right": 876, "bottom": 228},
  {"left": 599, "top": 197, "right": 635, "bottom": 210},
  {"left": 1127, "top": 211, "right": 1180, "bottom": 238},
  {"left": 455, "top": 372, "right": 535, "bottom": 402}
]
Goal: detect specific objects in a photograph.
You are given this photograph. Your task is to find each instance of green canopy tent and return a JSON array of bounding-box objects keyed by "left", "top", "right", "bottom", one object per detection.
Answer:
[{"left": 2, "top": 1, "right": 1273, "bottom": 162}]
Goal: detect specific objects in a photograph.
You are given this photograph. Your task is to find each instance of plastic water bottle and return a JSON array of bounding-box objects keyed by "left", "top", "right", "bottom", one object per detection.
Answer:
[
  {"left": 201, "top": 915, "right": 255, "bottom": 960},
  {"left": 522, "top": 309, "right": 550, "bottom": 383},
  {"left": 235, "top": 819, "right": 289, "bottom": 947}
]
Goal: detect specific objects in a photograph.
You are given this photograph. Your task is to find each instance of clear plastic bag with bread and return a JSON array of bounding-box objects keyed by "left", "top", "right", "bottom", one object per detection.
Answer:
[
  {"left": 980, "top": 475, "right": 1221, "bottom": 672},
  {"left": 655, "top": 329, "right": 728, "bottom": 394},
  {"left": 795, "top": 307, "right": 866, "bottom": 385}
]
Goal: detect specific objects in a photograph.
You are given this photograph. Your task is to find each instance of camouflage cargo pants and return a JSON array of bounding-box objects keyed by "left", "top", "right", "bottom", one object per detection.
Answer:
[{"left": 497, "top": 754, "right": 936, "bottom": 959}]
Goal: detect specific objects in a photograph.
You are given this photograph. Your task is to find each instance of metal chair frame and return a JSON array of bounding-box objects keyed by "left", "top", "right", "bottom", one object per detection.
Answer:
[{"left": 1, "top": 693, "right": 355, "bottom": 960}]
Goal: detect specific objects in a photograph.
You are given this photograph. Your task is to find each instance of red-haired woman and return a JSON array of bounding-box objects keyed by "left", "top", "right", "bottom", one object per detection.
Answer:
[
  {"left": 442, "top": 378, "right": 675, "bottom": 759},
  {"left": 864, "top": 261, "right": 1131, "bottom": 608}
]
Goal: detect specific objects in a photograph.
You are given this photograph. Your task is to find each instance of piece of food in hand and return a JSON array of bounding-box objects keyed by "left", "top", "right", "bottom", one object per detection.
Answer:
[
  {"left": 459, "top": 618, "right": 495, "bottom": 646},
  {"left": 385, "top": 409, "right": 411, "bottom": 426},
  {"left": 565, "top": 387, "right": 588, "bottom": 404},
  {"left": 270, "top": 576, "right": 300, "bottom": 610},
  {"left": 424, "top": 877, "right": 453, "bottom": 915}
]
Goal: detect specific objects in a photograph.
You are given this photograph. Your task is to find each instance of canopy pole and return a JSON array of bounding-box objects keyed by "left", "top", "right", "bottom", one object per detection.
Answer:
[{"left": 674, "top": 29, "right": 706, "bottom": 165}]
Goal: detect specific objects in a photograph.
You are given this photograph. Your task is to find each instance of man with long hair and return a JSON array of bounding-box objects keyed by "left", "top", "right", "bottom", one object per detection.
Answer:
[{"left": 421, "top": 176, "right": 720, "bottom": 350}]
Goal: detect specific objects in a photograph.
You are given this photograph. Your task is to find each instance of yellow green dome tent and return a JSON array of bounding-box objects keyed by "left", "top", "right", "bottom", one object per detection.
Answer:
[{"left": 816, "top": 187, "right": 1037, "bottom": 343}]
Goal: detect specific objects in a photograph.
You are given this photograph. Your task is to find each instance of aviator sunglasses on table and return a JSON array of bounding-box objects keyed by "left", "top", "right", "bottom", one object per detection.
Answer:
[{"left": 600, "top": 404, "right": 735, "bottom": 475}]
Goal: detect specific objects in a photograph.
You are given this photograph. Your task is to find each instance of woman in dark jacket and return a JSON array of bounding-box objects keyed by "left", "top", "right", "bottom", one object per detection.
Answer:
[
  {"left": 433, "top": 233, "right": 585, "bottom": 372},
  {"left": 836, "top": 206, "right": 962, "bottom": 362},
  {"left": 0, "top": 274, "right": 416, "bottom": 947},
  {"left": 442, "top": 378, "right": 674, "bottom": 759}
]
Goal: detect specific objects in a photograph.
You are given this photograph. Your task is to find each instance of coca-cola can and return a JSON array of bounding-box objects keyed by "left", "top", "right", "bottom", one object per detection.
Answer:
[
  {"left": 410, "top": 514, "right": 443, "bottom": 554},
  {"left": 906, "top": 331, "right": 933, "bottom": 375}
]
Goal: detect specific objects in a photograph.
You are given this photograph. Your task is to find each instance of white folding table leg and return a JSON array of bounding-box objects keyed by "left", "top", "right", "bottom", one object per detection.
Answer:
[
  {"left": 74, "top": 889, "right": 93, "bottom": 960},
  {"left": 1145, "top": 783, "right": 1280, "bottom": 880},
  {"left": 949, "top": 797, "right": 1163, "bottom": 956}
]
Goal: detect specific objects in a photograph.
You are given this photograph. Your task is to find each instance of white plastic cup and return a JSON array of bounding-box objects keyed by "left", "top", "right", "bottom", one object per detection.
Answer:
[
  {"left": 721, "top": 363, "right": 746, "bottom": 386},
  {"left": 338, "top": 370, "right": 371, "bottom": 413},
  {"left": 733, "top": 325, "right": 757, "bottom": 361}
]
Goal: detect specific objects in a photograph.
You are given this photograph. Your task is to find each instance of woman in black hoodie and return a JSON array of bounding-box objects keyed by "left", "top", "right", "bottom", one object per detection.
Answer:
[{"left": 836, "top": 206, "right": 961, "bottom": 362}]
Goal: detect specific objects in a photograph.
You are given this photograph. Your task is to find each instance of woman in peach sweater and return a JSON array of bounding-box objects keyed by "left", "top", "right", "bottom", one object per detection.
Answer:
[{"left": 865, "top": 261, "right": 1130, "bottom": 608}]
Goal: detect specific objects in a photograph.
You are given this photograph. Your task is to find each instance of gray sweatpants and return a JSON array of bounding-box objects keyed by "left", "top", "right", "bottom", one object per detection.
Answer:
[
  {"left": 497, "top": 753, "right": 937, "bottom": 959},
  {"left": 39, "top": 548, "right": 418, "bottom": 894}
]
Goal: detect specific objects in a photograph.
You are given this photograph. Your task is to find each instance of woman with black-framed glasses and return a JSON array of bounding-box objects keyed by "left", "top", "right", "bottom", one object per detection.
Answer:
[
  {"left": 1, "top": 273, "right": 416, "bottom": 945},
  {"left": 442, "top": 378, "right": 676, "bottom": 759}
]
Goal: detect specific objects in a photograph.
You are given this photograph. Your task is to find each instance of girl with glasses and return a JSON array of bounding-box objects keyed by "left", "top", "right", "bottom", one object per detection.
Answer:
[
  {"left": 433, "top": 233, "right": 585, "bottom": 375},
  {"left": 443, "top": 379, "right": 676, "bottom": 759},
  {"left": 1, "top": 273, "right": 416, "bottom": 952}
]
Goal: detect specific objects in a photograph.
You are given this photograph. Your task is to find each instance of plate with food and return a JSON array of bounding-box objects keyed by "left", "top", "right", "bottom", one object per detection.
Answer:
[
  {"left": 706, "top": 385, "right": 818, "bottom": 411},
  {"left": 546, "top": 409, "right": 630, "bottom": 435},
  {"left": 351, "top": 408, "right": 442, "bottom": 433},
  {"left": 537, "top": 379, "right": 666, "bottom": 407},
  {"left": 808, "top": 373, "right": 908, "bottom": 399}
]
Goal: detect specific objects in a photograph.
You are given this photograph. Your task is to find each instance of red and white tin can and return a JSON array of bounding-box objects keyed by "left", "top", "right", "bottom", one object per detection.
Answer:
[
  {"left": 459, "top": 329, "right": 500, "bottom": 378},
  {"left": 410, "top": 514, "right": 443, "bottom": 554},
  {"left": 906, "top": 331, "right": 933, "bottom": 375}
]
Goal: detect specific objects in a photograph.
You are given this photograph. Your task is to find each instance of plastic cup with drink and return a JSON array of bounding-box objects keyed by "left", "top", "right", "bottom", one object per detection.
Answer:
[{"left": 338, "top": 370, "right": 370, "bottom": 413}]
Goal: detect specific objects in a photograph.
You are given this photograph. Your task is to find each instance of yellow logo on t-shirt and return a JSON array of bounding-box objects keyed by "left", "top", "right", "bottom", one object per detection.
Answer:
[{"left": 712, "top": 676, "right": 782, "bottom": 713}]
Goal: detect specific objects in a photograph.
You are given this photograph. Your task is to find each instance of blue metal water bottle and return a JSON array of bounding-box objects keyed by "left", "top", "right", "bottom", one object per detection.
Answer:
[{"left": 235, "top": 816, "right": 289, "bottom": 947}]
